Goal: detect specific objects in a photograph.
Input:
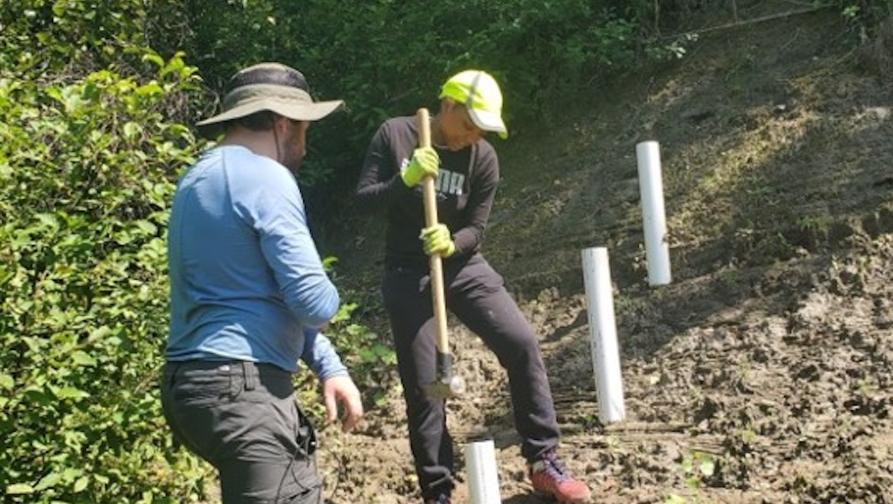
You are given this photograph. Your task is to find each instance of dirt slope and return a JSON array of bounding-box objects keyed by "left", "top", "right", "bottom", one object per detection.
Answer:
[{"left": 316, "top": 7, "right": 893, "bottom": 504}]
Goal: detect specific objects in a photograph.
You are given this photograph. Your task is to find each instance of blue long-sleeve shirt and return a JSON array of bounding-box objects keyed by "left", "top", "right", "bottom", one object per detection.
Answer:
[{"left": 166, "top": 145, "right": 346, "bottom": 377}]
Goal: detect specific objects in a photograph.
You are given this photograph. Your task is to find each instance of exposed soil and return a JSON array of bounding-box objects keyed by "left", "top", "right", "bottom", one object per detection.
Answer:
[{"left": 312, "top": 6, "right": 893, "bottom": 504}]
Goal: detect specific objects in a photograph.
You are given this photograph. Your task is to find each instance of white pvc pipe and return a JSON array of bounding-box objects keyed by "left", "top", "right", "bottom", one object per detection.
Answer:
[
  {"left": 465, "top": 439, "right": 501, "bottom": 504},
  {"left": 581, "top": 247, "right": 625, "bottom": 424},
  {"left": 636, "top": 141, "right": 672, "bottom": 286}
]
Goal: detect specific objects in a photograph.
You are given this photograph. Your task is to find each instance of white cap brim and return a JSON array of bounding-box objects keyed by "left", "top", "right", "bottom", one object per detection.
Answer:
[{"left": 468, "top": 107, "right": 508, "bottom": 139}]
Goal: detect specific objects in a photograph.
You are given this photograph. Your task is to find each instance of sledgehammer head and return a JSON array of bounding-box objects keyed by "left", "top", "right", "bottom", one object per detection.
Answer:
[
  {"left": 423, "top": 351, "right": 466, "bottom": 399},
  {"left": 424, "top": 374, "right": 466, "bottom": 399}
]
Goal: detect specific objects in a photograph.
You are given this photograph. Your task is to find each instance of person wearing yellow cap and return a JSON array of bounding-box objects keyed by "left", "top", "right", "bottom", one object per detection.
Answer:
[{"left": 356, "top": 70, "right": 592, "bottom": 504}]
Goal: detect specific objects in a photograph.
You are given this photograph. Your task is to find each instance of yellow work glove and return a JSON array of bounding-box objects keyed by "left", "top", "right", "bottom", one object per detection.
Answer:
[
  {"left": 420, "top": 224, "right": 456, "bottom": 258},
  {"left": 401, "top": 147, "right": 439, "bottom": 188}
]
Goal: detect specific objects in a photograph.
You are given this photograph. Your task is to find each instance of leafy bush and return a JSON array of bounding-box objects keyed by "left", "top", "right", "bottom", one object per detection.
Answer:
[
  {"left": 0, "top": 50, "right": 211, "bottom": 501},
  {"left": 174, "top": 0, "right": 651, "bottom": 190},
  {"left": 837, "top": 0, "right": 893, "bottom": 31},
  {"left": 1, "top": 2, "right": 395, "bottom": 499},
  {"left": 294, "top": 281, "right": 397, "bottom": 424},
  {"left": 0, "top": 0, "right": 186, "bottom": 81}
]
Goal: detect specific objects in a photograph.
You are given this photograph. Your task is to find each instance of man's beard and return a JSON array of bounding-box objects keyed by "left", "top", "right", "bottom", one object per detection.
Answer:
[
  {"left": 285, "top": 154, "right": 304, "bottom": 176},
  {"left": 281, "top": 123, "right": 305, "bottom": 176}
]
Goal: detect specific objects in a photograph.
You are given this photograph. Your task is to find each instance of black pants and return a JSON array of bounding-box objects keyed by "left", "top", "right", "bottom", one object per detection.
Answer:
[
  {"left": 160, "top": 360, "right": 321, "bottom": 504},
  {"left": 382, "top": 254, "right": 560, "bottom": 499}
]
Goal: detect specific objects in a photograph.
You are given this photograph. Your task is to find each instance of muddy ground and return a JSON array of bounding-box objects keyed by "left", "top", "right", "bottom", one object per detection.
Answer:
[{"left": 312, "top": 5, "right": 893, "bottom": 503}]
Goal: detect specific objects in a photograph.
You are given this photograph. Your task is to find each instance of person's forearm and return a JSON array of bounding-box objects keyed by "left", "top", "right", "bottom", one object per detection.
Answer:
[
  {"left": 450, "top": 174, "right": 497, "bottom": 256},
  {"left": 451, "top": 225, "right": 485, "bottom": 256},
  {"left": 355, "top": 173, "right": 410, "bottom": 209},
  {"left": 301, "top": 328, "right": 349, "bottom": 380},
  {"left": 356, "top": 123, "right": 408, "bottom": 210}
]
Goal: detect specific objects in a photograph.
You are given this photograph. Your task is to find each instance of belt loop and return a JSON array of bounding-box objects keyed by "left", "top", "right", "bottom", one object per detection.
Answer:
[{"left": 242, "top": 361, "right": 256, "bottom": 391}]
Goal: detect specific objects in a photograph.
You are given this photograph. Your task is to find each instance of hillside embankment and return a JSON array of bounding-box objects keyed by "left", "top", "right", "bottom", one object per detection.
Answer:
[{"left": 317, "top": 8, "right": 893, "bottom": 503}]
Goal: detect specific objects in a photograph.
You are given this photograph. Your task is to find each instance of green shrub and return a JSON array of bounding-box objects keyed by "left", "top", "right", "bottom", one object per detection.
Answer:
[
  {"left": 0, "top": 0, "right": 190, "bottom": 82},
  {"left": 837, "top": 0, "right": 893, "bottom": 31},
  {"left": 0, "top": 52, "right": 211, "bottom": 502},
  {"left": 294, "top": 280, "right": 398, "bottom": 424},
  {"left": 175, "top": 0, "right": 649, "bottom": 189},
  {"left": 0, "top": 2, "right": 395, "bottom": 496}
]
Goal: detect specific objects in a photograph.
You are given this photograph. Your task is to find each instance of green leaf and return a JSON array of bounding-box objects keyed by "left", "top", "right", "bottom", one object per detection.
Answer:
[
  {"left": 141, "top": 53, "right": 165, "bottom": 69},
  {"left": 322, "top": 256, "right": 339, "bottom": 271},
  {"left": 74, "top": 475, "right": 89, "bottom": 493},
  {"left": 699, "top": 456, "right": 715, "bottom": 477},
  {"left": 35, "top": 471, "right": 61, "bottom": 490},
  {"left": 89, "top": 325, "right": 113, "bottom": 341},
  {"left": 24, "top": 387, "right": 54, "bottom": 406},
  {"left": 59, "top": 85, "right": 88, "bottom": 114},
  {"left": 373, "top": 391, "right": 389, "bottom": 407},
  {"left": 134, "top": 220, "right": 157, "bottom": 235},
  {"left": 681, "top": 455, "right": 693, "bottom": 473},
  {"left": 0, "top": 373, "right": 13, "bottom": 390},
  {"left": 55, "top": 387, "right": 90, "bottom": 400},
  {"left": 36, "top": 212, "right": 59, "bottom": 229},
  {"left": 72, "top": 351, "right": 97, "bottom": 366},
  {"left": 135, "top": 82, "right": 163, "bottom": 97},
  {"left": 62, "top": 467, "right": 82, "bottom": 482},
  {"left": 6, "top": 483, "right": 34, "bottom": 494},
  {"left": 123, "top": 122, "right": 142, "bottom": 140}
]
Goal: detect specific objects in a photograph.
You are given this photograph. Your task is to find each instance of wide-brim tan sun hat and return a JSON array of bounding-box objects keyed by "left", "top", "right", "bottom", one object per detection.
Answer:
[{"left": 196, "top": 62, "right": 344, "bottom": 138}]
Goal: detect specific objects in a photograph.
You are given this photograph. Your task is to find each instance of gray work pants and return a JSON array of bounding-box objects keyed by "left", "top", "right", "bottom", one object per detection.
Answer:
[
  {"left": 382, "top": 253, "right": 560, "bottom": 499},
  {"left": 161, "top": 360, "right": 321, "bottom": 504}
]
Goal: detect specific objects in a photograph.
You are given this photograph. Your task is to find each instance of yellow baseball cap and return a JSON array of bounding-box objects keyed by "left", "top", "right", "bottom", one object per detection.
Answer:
[{"left": 439, "top": 70, "right": 508, "bottom": 139}]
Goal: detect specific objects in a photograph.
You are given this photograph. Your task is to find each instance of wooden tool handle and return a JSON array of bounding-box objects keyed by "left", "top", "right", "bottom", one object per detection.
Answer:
[{"left": 417, "top": 108, "right": 449, "bottom": 355}]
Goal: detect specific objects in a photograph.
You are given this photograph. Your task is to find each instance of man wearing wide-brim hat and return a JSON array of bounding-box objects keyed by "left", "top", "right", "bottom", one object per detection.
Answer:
[{"left": 161, "top": 62, "right": 363, "bottom": 504}]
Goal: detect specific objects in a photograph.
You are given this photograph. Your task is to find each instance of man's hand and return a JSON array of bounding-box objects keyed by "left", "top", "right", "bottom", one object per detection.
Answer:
[
  {"left": 322, "top": 375, "right": 363, "bottom": 433},
  {"left": 420, "top": 224, "right": 456, "bottom": 258},
  {"left": 401, "top": 147, "right": 439, "bottom": 187}
]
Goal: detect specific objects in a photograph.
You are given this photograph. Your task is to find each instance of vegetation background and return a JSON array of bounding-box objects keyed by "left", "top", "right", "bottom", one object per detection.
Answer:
[{"left": 1, "top": 0, "right": 890, "bottom": 502}]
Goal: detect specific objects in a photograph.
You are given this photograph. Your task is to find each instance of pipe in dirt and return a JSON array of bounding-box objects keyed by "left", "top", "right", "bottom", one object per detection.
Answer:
[
  {"left": 581, "top": 247, "right": 625, "bottom": 424},
  {"left": 464, "top": 439, "right": 501, "bottom": 504},
  {"left": 636, "top": 141, "right": 672, "bottom": 286}
]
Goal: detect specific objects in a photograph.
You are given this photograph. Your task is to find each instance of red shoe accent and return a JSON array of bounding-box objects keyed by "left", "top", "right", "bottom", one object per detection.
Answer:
[{"left": 529, "top": 450, "right": 592, "bottom": 503}]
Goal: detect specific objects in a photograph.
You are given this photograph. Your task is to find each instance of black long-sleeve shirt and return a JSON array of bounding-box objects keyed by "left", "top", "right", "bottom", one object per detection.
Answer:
[{"left": 356, "top": 116, "right": 500, "bottom": 269}]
